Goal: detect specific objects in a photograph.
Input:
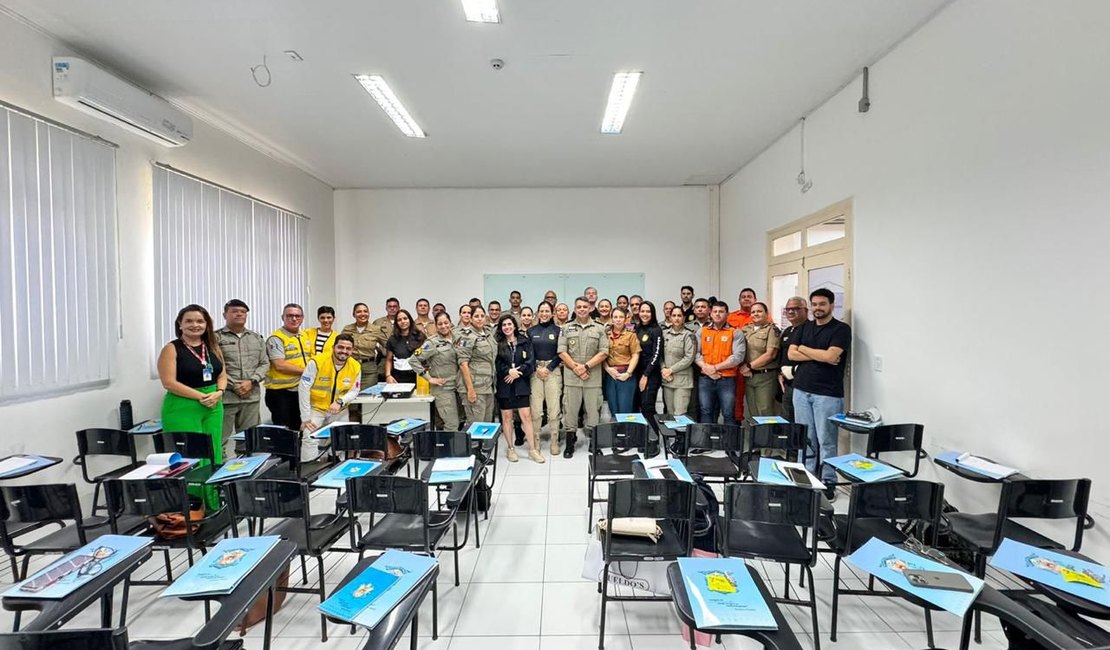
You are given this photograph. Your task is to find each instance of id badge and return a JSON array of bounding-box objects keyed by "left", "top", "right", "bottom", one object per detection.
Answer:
[{"left": 202, "top": 367, "right": 213, "bottom": 382}]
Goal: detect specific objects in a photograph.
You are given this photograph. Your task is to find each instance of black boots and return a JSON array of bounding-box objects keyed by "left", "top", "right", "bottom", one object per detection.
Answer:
[
  {"left": 514, "top": 422, "right": 525, "bottom": 446},
  {"left": 563, "top": 431, "right": 577, "bottom": 458}
]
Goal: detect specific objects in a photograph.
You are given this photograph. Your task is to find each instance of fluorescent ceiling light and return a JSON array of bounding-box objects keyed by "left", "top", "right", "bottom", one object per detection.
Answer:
[
  {"left": 461, "top": 0, "right": 500, "bottom": 23},
  {"left": 600, "top": 71, "right": 642, "bottom": 135},
  {"left": 353, "top": 74, "right": 426, "bottom": 138}
]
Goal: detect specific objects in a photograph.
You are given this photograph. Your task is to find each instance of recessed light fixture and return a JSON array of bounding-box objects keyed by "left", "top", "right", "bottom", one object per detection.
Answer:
[
  {"left": 600, "top": 71, "right": 642, "bottom": 135},
  {"left": 461, "top": 0, "right": 500, "bottom": 23},
  {"left": 353, "top": 74, "right": 426, "bottom": 138}
]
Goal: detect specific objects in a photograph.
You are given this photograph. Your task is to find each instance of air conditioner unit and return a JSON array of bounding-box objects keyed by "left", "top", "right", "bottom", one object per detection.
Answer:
[{"left": 52, "top": 56, "right": 192, "bottom": 147}]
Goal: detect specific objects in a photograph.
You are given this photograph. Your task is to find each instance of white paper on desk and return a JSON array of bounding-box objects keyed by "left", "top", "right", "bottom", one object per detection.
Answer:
[
  {"left": 120, "top": 452, "right": 181, "bottom": 480},
  {"left": 956, "top": 454, "right": 1017, "bottom": 479},
  {"left": 0, "top": 456, "right": 36, "bottom": 475},
  {"left": 432, "top": 456, "right": 476, "bottom": 473}
]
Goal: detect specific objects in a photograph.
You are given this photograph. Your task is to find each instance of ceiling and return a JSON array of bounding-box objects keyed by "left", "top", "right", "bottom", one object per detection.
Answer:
[{"left": 2, "top": 0, "right": 950, "bottom": 188}]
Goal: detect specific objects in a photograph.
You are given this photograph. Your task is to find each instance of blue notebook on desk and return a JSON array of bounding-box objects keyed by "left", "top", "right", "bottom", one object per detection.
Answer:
[
  {"left": 428, "top": 456, "right": 475, "bottom": 484},
  {"left": 319, "top": 550, "right": 436, "bottom": 630},
  {"left": 755, "top": 458, "right": 825, "bottom": 489},
  {"left": 663, "top": 415, "right": 695, "bottom": 429},
  {"left": 935, "top": 451, "right": 1018, "bottom": 480},
  {"left": 466, "top": 422, "right": 501, "bottom": 440},
  {"left": 828, "top": 413, "right": 881, "bottom": 429},
  {"left": 4, "top": 535, "right": 152, "bottom": 599},
  {"left": 129, "top": 419, "right": 163, "bottom": 434},
  {"left": 309, "top": 421, "right": 359, "bottom": 439},
  {"left": 614, "top": 413, "right": 648, "bottom": 425},
  {"left": 678, "top": 557, "right": 777, "bottom": 630},
  {"left": 0, "top": 455, "right": 56, "bottom": 479},
  {"left": 990, "top": 538, "right": 1110, "bottom": 607},
  {"left": 359, "top": 382, "right": 387, "bottom": 397},
  {"left": 205, "top": 454, "right": 270, "bottom": 484},
  {"left": 635, "top": 457, "right": 693, "bottom": 482},
  {"left": 386, "top": 418, "right": 426, "bottom": 434},
  {"left": 313, "top": 459, "right": 381, "bottom": 490},
  {"left": 751, "top": 416, "right": 788, "bottom": 425},
  {"left": 846, "top": 538, "right": 983, "bottom": 616},
  {"left": 824, "top": 453, "right": 903, "bottom": 482},
  {"left": 162, "top": 536, "right": 281, "bottom": 598}
]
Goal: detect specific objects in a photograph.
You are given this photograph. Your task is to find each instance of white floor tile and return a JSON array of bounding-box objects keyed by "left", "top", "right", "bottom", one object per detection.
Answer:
[
  {"left": 549, "top": 491, "right": 589, "bottom": 516},
  {"left": 501, "top": 474, "right": 553, "bottom": 494},
  {"left": 547, "top": 514, "right": 593, "bottom": 544},
  {"left": 494, "top": 491, "right": 549, "bottom": 517},
  {"left": 541, "top": 635, "right": 634, "bottom": 650},
  {"left": 542, "top": 582, "right": 628, "bottom": 636},
  {"left": 821, "top": 631, "right": 914, "bottom": 649},
  {"left": 544, "top": 543, "right": 591, "bottom": 583},
  {"left": 486, "top": 515, "right": 548, "bottom": 545},
  {"left": 454, "top": 582, "right": 543, "bottom": 636},
  {"left": 473, "top": 544, "right": 547, "bottom": 582},
  {"left": 899, "top": 630, "right": 1008, "bottom": 649},
  {"left": 450, "top": 635, "right": 541, "bottom": 650},
  {"left": 622, "top": 600, "right": 685, "bottom": 635}
]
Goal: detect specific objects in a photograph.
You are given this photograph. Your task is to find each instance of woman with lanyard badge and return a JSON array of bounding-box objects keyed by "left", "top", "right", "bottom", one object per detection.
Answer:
[
  {"left": 603, "top": 307, "right": 641, "bottom": 416},
  {"left": 384, "top": 309, "right": 427, "bottom": 385},
  {"left": 411, "top": 312, "right": 461, "bottom": 431},
  {"left": 157, "top": 304, "right": 227, "bottom": 509},
  {"left": 740, "top": 302, "right": 781, "bottom": 417},
  {"left": 528, "top": 301, "right": 563, "bottom": 455},
  {"left": 633, "top": 300, "right": 663, "bottom": 419},
  {"left": 495, "top": 314, "right": 541, "bottom": 463}
]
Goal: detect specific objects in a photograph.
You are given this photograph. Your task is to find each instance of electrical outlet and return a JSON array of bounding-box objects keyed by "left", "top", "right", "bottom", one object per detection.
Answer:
[{"left": 872, "top": 355, "right": 883, "bottom": 372}]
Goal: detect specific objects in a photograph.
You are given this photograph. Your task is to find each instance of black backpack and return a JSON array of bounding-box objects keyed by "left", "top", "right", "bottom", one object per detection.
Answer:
[
  {"left": 458, "top": 475, "right": 492, "bottom": 513},
  {"left": 690, "top": 474, "right": 720, "bottom": 553}
]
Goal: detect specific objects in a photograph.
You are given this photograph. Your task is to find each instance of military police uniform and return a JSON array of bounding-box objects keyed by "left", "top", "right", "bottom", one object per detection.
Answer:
[
  {"left": 410, "top": 333, "right": 461, "bottom": 431},
  {"left": 215, "top": 326, "right": 269, "bottom": 457},
  {"left": 557, "top": 319, "right": 609, "bottom": 455},
  {"left": 660, "top": 326, "right": 697, "bottom": 416},
  {"left": 456, "top": 326, "right": 497, "bottom": 425},
  {"left": 341, "top": 321, "right": 389, "bottom": 387}
]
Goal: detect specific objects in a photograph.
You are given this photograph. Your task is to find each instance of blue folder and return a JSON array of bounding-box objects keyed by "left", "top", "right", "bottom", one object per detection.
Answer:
[
  {"left": 613, "top": 413, "right": 649, "bottom": 425},
  {"left": 754, "top": 458, "right": 823, "bottom": 489},
  {"left": 634, "top": 458, "right": 694, "bottom": 482},
  {"left": 0, "top": 455, "right": 57, "bottom": 479},
  {"left": 828, "top": 413, "right": 881, "bottom": 429},
  {"left": 313, "top": 459, "right": 382, "bottom": 490},
  {"left": 162, "top": 536, "right": 281, "bottom": 598},
  {"left": 846, "top": 538, "right": 983, "bottom": 616},
  {"left": 935, "top": 451, "right": 1018, "bottom": 480},
  {"left": 823, "top": 453, "right": 903, "bottom": 482},
  {"left": 318, "top": 565, "right": 400, "bottom": 625},
  {"left": 386, "top": 418, "right": 427, "bottom": 434},
  {"left": 466, "top": 422, "right": 501, "bottom": 440},
  {"left": 129, "top": 419, "right": 163, "bottom": 434},
  {"left": 677, "top": 557, "right": 777, "bottom": 630},
  {"left": 4, "top": 535, "right": 152, "bottom": 599},
  {"left": 359, "top": 382, "right": 387, "bottom": 397},
  {"left": 205, "top": 454, "right": 270, "bottom": 484},
  {"left": 663, "top": 415, "right": 695, "bottom": 429},
  {"left": 751, "top": 416, "right": 788, "bottom": 424},
  {"left": 318, "top": 550, "right": 437, "bottom": 630},
  {"left": 990, "top": 538, "right": 1110, "bottom": 607}
]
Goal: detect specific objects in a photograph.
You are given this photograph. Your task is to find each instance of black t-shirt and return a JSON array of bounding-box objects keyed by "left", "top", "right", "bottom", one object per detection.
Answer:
[
  {"left": 173, "top": 339, "right": 223, "bottom": 388},
  {"left": 386, "top": 333, "right": 425, "bottom": 359},
  {"left": 683, "top": 306, "right": 696, "bottom": 322},
  {"left": 791, "top": 318, "right": 851, "bottom": 398},
  {"left": 778, "top": 324, "right": 802, "bottom": 384}
]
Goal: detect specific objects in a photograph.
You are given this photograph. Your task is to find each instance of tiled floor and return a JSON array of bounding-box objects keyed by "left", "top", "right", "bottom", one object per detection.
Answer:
[{"left": 0, "top": 438, "right": 1018, "bottom": 649}]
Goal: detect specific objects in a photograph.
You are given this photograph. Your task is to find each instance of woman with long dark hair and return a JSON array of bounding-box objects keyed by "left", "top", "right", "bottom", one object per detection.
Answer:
[
  {"left": 157, "top": 304, "right": 227, "bottom": 508},
  {"left": 384, "top": 309, "right": 427, "bottom": 385},
  {"left": 494, "top": 314, "right": 540, "bottom": 463},
  {"left": 633, "top": 300, "right": 663, "bottom": 419},
  {"left": 603, "top": 307, "right": 641, "bottom": 416}
]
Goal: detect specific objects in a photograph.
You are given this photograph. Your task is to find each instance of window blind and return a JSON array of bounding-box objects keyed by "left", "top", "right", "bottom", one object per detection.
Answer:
[
  {"left": 0, "top": 105, "right": 118, "bottom": 401},
  {"left": 152, "top": 165, "right": 309, "bottom": 358}
]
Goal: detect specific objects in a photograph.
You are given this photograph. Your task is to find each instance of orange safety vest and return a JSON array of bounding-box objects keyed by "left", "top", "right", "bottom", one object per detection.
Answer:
[{"left": 700, "top": 326, "right": 738, "bottom": 377}]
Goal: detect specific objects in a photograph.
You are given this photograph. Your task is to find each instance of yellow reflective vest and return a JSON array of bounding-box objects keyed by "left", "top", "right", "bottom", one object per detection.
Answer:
[
  {"left": 265, "top": 328, "right": 312, "bottom": 390},
  {"left": 305, "top": 352, "right": 362, "bottom": 412}
]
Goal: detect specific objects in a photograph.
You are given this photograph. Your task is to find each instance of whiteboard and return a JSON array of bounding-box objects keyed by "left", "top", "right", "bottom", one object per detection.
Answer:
[{"left": 483, "top": 273, "right": 645, "bottom": 309}]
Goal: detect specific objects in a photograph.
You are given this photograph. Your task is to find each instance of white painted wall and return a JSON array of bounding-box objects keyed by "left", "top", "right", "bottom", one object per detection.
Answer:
[
  {"left": 720, "top": 0, "right": 1110, "bottom": 538},
  {"left": 0, "top": 11, "right": 335, "bottom": 486},
  {"left": 334, "top": 187, "right": 714, "bottom": 315}
]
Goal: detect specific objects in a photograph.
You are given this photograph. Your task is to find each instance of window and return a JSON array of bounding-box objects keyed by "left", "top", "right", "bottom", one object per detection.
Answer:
[
  {"left": 767, "top": 199, "right": 852, "bottom": 328},
  {"left": 0, "top": 104, "right": 118, "bottom": 401},
  {"left": 152, "top": 165, "right": 308, "bottom": 357}
]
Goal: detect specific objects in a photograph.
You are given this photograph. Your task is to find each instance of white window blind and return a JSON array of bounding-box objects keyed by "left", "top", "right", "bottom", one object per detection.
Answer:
[
  {"left": 152, "top": 165, "right": 309, "bottom": 357},
  {"left": 0, "top": 105, "right": 118, "bottom": 401}
]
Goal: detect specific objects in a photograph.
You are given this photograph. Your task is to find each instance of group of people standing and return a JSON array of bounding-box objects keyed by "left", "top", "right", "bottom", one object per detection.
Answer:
[{"left": 155, "top": 284, "right": 851, "bottom": 495}]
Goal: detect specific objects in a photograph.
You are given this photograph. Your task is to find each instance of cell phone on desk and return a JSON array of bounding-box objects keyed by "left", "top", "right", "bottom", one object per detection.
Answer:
[
  {"left": 782, "top": 466, "right": 812, "bottom": 487},
  {"left": 658, "top": 467, "right": 679, "bottom": 480},
  {"left": 903, "top": 569, "right": 974, "bottom": 593}
]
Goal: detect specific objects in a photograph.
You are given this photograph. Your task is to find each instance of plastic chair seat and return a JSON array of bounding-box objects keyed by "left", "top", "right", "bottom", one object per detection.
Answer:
[
  {"left": 589, "top": 453, "right": 638, "bottom": 476},
  {"left": 355, "top": 512, "right": 455, "bottom": 551},
  {"left": 130, "top": 640, "right": 244, "bottom": 650},
  {"left": 722, "top": 518, "right": 812, "bottom": 563},
  {"left": 828, "top": 514, "right": 908, "bottom": 554},
  {"left": 684, "top": 454, "right": 739, "bottom": 478},
  {"left": 947, "top": 512, "right": 1065, "bottom": 554},
  {"left": 268, "top": 514, "right": 349, "bottom": 554},
  {"left": 605, "top": 521, "right": 688, "bottom": 560}
]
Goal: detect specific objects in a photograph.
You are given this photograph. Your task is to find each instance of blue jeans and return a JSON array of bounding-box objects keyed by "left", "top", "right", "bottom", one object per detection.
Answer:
[
  {"left": 793, "top": 388, "right": 844, "bottom": 485},
  {"left": 697, "top": 375, "right": 736, "bottom": 426},
  {"left": 604, "top": 375, "right": 636, "bottom": 416}
]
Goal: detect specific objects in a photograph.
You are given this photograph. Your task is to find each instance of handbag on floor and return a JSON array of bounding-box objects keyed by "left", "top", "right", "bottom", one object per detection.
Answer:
[{"left": 236, "top": 564, "right": 290, "bottom": 635}]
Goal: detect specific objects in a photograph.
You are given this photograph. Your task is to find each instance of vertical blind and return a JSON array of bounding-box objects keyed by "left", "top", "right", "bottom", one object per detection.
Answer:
[
  {"left": 0, "top": 106, "right": 118, "bottom": 401},
  {"left": 152, "top": 165, "right": 309, "bottom": 357}
]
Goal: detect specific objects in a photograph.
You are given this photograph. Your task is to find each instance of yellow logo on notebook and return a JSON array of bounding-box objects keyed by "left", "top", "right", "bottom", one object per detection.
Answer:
[{"left": 705, "top": 571, "right": 736, "bottom": 594}]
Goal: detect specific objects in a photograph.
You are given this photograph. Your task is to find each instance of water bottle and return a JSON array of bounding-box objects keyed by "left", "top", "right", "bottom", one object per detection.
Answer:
[{"left": 119, "top": 399, "right": 134, "bottom": 431}]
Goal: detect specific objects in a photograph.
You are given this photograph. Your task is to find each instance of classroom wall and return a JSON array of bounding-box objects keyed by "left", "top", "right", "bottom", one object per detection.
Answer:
[
  {"left": 333, "top": 187, "right": 715, "bottom": 316},
  {"left": 0, "top": 11, "right": 336, "bottom": 484},
  {"left": 719, "top": 0, "right": 1110, "bottom": 526}
]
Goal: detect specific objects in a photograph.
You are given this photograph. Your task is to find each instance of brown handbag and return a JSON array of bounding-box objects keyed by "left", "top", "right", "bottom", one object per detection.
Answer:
[
  {"left": 148, "top": 502, "right": 205, "bottom": 539},
  {"left": 236, "top": 564, "right": 290, "bottom": 635}
]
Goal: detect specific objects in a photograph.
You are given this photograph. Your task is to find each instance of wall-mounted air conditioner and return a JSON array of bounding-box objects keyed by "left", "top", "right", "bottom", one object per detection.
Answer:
[{"left": 52, "top": 56, "right": 192, "bottom": 147}]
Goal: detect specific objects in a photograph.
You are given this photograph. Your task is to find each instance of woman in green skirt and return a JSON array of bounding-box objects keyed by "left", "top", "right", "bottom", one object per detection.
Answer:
[{"left": 158, "top": 304, "right": 227, "bottom": 510}]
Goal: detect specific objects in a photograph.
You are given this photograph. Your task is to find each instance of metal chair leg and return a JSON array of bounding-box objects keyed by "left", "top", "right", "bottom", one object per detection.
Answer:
[
  {"left": 317, "top": 555, "right": 328, "bottom": 642},
  {"left": 599, "top": 562, "right": 610, "bottom": 649},
  {"left": 924, "top": 607, "right": 935, "bottom": 649},
  {"left": 300, "top": 555, "right": 309, "bottom": 585},
  {"left": 432, "top": 581, "right": 439, "bottom": 640},
  {"left": 806, "top": 564, "right": 820, "bottom": 650},
  {"left": 830, "top": 556, "right": 842, "bottom": 642}
]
